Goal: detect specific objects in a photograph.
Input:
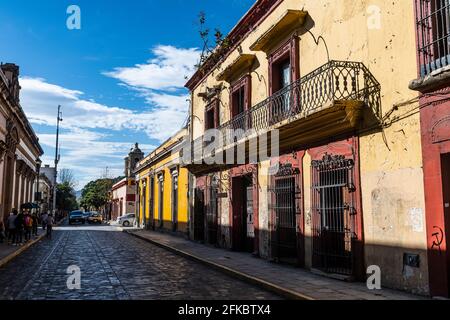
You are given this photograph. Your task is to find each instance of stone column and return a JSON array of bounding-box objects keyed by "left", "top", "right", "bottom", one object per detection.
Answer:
[
  {"left": 13, "top": 170, "right": 20, "bottom": 209},
  {"left": 31, "top": 177, "right": 35, "bottom": 203},
  {"left": 28, "top": 175, "right": 33, "bottom": 203},
  {"left": 19, "top": 171, "right": 26, "bottom": 207},
  {"left": 24, "top": 175, "right": 29, "bottom": 203}
]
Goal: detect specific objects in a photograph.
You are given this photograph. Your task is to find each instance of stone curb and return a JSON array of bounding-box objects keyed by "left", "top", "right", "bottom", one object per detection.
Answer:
[
  {"left": 0, "top": 218, "right": 66, "bottom": 269},
  {"left": 125, "top": 230, "right": 314, "bottom": 301},
  {"left": 0, "top": 234, "right": 45, "bottom": 269}
]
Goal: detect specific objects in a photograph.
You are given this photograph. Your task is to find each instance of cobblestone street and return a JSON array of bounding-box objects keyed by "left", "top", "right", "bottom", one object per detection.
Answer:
[{"left": 0, "top": 225, "right": 281, "bottom": 300}]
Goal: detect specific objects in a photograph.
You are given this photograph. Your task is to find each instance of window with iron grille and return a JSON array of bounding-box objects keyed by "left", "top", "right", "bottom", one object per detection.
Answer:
[
  {"left": 311, "top": 154, "right": 356, "bottom": 275},
  {"left": 415, "top": 0, "right": 450, "bottom": 76},
  {"left": 269, "top": 163, "right": 301, "bottom": 263}
]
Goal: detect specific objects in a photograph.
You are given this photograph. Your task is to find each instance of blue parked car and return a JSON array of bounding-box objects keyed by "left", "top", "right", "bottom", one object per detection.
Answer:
[{"left": 69, "top": 211, "right": 85, "bottom": 225}]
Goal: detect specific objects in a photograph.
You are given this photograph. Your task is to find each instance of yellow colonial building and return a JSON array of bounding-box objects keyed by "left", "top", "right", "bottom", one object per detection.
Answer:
[
  {"left": 183, "top": 0, "right": 430, "bottom": 295},
  {"left": 134, "top": 128, "right": 190, "bottom": 235}
]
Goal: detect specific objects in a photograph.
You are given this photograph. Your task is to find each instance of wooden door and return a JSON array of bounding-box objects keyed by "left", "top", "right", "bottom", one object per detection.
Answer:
[
  {"left": 194, "top": 188, "right": 205, "bottom": 241},
  {"left": 441, "top": 153, "right": 450, "bottom": 295}
]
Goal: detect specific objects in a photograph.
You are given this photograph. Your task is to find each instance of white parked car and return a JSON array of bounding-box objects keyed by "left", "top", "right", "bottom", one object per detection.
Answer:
[{"left": 117, "top": 213, "right": 136, "bottom": 227}]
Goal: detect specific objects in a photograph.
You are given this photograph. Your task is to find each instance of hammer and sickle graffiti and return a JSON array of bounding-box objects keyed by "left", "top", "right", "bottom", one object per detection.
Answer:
[{"left": 431, "top": 226, "right": 444, "bottom": 255}]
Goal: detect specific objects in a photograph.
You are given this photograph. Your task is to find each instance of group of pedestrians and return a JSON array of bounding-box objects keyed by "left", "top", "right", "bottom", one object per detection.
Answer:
[{"left": 0, "top": 208, "right": 54, "bottom": 246}]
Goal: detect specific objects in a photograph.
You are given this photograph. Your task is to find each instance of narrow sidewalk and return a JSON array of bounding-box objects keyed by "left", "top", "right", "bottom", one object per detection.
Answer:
[
  {"left": 0, "top": 218, "right": 66, "bottom": 268},
  {"left": 0, "top": 230, "right": 45, "bottom": 268},
  {"left": 126, "top": 229, "right": 428, "bottom": 300}
]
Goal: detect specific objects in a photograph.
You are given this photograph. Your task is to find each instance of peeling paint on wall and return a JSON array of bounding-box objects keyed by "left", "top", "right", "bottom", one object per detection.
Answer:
[{"left": 408, "top": 208, "right": 424, "bottom": 233}]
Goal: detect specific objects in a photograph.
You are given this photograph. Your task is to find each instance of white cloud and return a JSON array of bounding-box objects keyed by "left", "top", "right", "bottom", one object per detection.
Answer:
[
  {"left": 37, "top": 128, "right": 155, "bottom": 188},
  {"left": 19, "top": 44, "right": 199, "bottom": 188},
  {"left": 19, "top": 77, "right": 179, "bottom": 188},
  {"left": 19, "top": 77, "right": 187, "bottom": 140},
  {"left": 103, "top": 45, "right": 200, "bottom": 91}
]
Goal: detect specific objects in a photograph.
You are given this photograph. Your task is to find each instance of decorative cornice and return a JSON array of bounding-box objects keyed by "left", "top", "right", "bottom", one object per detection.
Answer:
[
  {"left": 311, "top": 153, "right": 354, "bottom": 169},
  {"left": 16, "top": 159, "right": 27, "bottom": 174},
  {"left": 5, "top": 118, "right": 19, "bottom": 153},
  {"left": 216, "top": 54, "right": 257, "bottom": 82},
  {"left": 0, "top": 64, "right": 44, "bottom": 156},
  {"left": 275, "top": 163, "right": 299, "bottom": 177},
  {"left": 185, "top": 0, "right": 283, "bottom": 91},
  {"left": 134, "top": 138, "right": 186, "bottom": 174},
  {"left": 249, "top": 10, "right": 308, "bottom": 52}
]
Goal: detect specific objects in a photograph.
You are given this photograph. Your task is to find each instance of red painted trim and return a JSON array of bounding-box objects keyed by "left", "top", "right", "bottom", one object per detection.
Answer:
[
  {"left": 268, "top": 35, "right": 300, "bottom": 95},
  {"left": 307, "top": 136, "right": 365, "bottom": 279},
  {"left": 126, "top": 194, "right": 135, "bottom": 202},
  {"left": 111, "top": 180, "right": 127, "bottom": 190},
  {"left": 112, "top": 179, "right": 135, "bottom": 191},
  {"left": 230, "top": 75, "right": 252, "bottom": 120},
  {"left": 270, "top": 150, "right": 305, "bottom": 266},
  {"left": 228, "top": 164, "right": 259, "bottom": 253},
  {"left": 412, "top": 0, "right": 450, "bottom": 297},
  {"left": 185, "top": 0, "right": 283, "bottom": 91},
  {"left": 419, "top": 90, "right": 450, "bottom": 297},
  {"left": 204, "top": 99, "right": 220, "bottom": 130}
]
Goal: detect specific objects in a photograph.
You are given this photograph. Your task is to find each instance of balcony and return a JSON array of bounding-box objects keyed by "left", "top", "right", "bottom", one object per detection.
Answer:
[{"left": 186, "top": 60, "right": 381, "bottom": 174}]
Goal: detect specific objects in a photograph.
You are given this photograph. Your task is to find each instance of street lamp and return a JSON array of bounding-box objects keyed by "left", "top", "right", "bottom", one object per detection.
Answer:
[
  {"left": 35, "top": 158, "right": 42, "bottom": 213},
  {"left": 52, "top": 105, "right": 63, "bottom": 216}
]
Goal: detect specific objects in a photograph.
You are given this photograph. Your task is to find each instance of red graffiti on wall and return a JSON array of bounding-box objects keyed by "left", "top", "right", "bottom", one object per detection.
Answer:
[{"left": 431, "top": 226, "right": 444, "bottom": 255}]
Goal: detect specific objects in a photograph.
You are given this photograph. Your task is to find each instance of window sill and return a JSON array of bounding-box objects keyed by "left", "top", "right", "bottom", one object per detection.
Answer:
[{"left": 409, "top": 65, "right": 450, "bottom": 93}]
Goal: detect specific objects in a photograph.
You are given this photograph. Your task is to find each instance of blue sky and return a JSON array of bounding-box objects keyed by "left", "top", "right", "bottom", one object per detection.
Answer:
[{"left": 0, "top": 0, "right": 254, "bottom": 189}]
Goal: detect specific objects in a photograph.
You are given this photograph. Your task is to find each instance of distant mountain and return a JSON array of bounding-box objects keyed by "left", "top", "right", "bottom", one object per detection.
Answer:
[{"left": 75, "top": 190, "right": 82, "bottom": 200}]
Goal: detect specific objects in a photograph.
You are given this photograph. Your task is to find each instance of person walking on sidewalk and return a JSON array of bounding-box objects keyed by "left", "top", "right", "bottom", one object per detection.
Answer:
[
  {"left": 31, "top": 213, "right": 38, "bottom": 237},
  {"left": 46, "top": 214, "right": 54, "bottom": 239},
  {"left": 7, "top": 209, "right": 18, "bottom": 245},
  {"left": 24, "top": 211, "right": 32, "bottom": 241},
  {"left": 0, "top": 221, "right": 5, "bottom": 244},
  {"left": 15, "top": 209, "right": 24, "bottom": 245},
  {"left": 41, "top": 211, "right": 48, "bottom": 231}
]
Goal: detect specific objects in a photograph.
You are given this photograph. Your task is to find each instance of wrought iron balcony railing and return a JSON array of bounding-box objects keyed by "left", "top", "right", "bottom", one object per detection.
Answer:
[{"left": 191, "top": 60, "right": 381, "bottom": 162}]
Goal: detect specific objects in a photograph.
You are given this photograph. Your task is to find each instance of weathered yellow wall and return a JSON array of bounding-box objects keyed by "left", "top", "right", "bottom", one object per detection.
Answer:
[
  {"left": 189, "top": 0, "right": 428, "bottom": 294},
  {"left": 135, "top": 129, "right": 189, "bottom": 232}
]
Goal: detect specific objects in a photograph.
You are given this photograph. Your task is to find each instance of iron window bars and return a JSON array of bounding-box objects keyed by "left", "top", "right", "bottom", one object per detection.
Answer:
[
  {"left": 415, "top": 0, "right": 450, "bottom": 76},
  {"left": 268, "top": 163, "right": 301, "bottom": 263},
  {"left": 311, "top": 154, "right": 356, "bottom": 275}
]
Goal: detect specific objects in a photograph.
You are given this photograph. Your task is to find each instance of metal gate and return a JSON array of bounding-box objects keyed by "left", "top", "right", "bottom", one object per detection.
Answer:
[
  {"left": 193, "top": 188, "right": 205, "bottom": 241},
  {"left": 269, "top": 163, "right": 301, "bottom": 263},
  {"left": 206, "top": 185, "right": 218, "bottom": 245},
  {"left": 246, "top": 185, "right": 255, "bottom": 239},
  {"left": 311, "top": 154, "right": 356, "bottom": 275}
]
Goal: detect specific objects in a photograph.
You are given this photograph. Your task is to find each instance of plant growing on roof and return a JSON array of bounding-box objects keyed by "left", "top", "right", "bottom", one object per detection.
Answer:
[{"left": 195, "top": 11, "right": 232, "bottom": 75}]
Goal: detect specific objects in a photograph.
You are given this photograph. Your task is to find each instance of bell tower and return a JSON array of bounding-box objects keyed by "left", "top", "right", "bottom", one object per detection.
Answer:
[{"left": 124, "top": 143, "right": 144, "bottom": 177}]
